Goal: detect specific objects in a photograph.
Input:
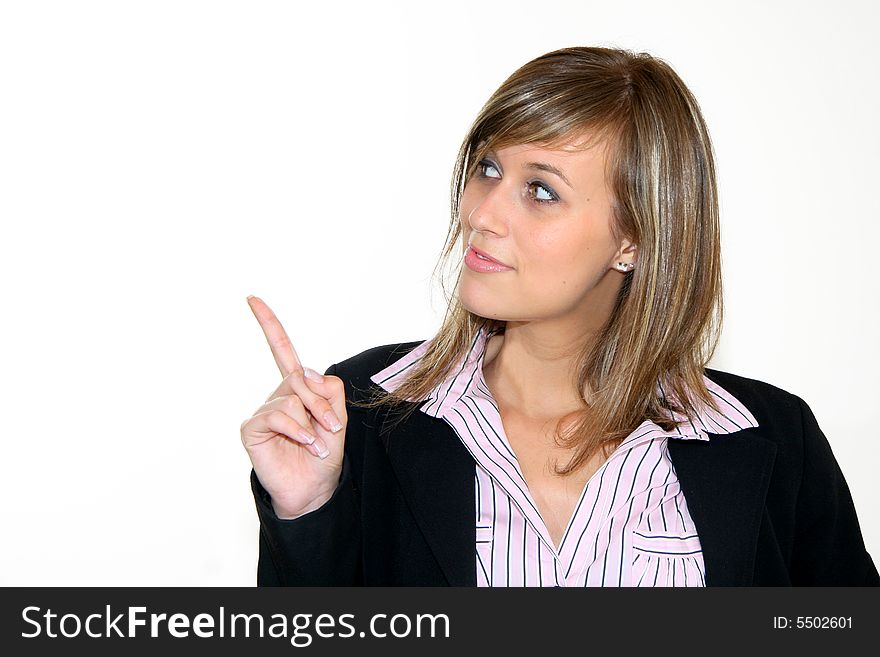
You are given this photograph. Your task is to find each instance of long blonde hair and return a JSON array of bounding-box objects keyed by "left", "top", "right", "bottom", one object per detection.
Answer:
[{"left": 353, "top": 46, "right": 724, "bottom": 476}]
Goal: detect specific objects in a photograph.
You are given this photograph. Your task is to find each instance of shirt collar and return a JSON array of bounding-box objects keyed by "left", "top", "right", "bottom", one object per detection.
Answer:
[{"left": 369, "top": 325, "right": 759, "bottom": 441}]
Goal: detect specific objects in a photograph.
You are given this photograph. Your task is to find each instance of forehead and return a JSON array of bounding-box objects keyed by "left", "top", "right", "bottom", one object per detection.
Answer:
[
  {"left": 494, "top": 140, "right": 602, "bottom": 161},
  {"left": 490, "top": 137, "right": 612, "bottom": 191}
]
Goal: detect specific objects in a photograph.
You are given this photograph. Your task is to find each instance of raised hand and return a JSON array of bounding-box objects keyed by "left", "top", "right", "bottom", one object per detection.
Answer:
[{"left": 240, "top": 295, "right": 348, "bottom": 519}]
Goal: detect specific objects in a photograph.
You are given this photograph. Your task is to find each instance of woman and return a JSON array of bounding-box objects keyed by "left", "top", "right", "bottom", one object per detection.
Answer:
[{"left": 241, "top": 46, "right": 878, "bottom": 586}]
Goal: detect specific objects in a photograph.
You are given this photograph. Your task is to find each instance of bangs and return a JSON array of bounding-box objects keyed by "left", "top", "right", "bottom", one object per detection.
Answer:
[{"left": 464, "top": 94, "right": 626, "bottom": 180}]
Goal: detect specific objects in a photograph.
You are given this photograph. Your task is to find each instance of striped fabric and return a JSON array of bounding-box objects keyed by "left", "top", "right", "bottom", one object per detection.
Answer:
[{"left": 370, "top": 326, "right": 760, "bottom": 587}]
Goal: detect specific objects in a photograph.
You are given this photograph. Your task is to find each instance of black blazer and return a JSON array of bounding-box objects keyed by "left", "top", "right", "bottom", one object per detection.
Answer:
[{"left": 251, "top": 340, "right": 879, "bottom": 586}]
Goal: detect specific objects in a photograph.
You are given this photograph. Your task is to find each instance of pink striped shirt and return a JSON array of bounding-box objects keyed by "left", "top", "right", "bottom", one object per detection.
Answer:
[{"left": 370, "top": 325, "right": 760, "bottom": 587}]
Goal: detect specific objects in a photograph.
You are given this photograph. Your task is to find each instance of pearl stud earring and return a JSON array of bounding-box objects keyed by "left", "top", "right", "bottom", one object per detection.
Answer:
[{"left": 616, "top": 262, "right": 634, "bottom": 272}]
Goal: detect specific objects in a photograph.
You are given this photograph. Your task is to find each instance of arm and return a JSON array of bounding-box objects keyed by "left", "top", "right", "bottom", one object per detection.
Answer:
[
  {"left": 790, "top": 396, "right": 879, "bottom": 585},
  {"left": 250, "top": 362, "right": 363, "bottom": 586},
  {"left": 251, "top": 454, "right": 362, "bottom": 585}
]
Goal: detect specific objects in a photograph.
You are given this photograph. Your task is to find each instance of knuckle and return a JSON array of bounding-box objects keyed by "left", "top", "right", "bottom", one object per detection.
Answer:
[
  {"left": 325, "top": 374, "right": 344, "bottom": 392},
  {"left": 284, "top": 395, "right": 304, "bottom": 413}
]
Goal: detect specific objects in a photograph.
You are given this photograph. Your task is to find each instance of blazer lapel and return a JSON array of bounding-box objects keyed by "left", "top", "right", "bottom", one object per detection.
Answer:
[
  {"left": 374, "top": 395, "right": 777, "bottom": 587},
  {"left": 668, "top": 430, "right": 777, "bottom": 586},
  {"left": 379, "top": 403, "right": 477, "bottom": 586}
]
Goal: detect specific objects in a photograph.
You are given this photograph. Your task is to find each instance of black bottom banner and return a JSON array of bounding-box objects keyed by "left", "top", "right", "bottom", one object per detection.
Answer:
[{"left": 2, "top": 587, "right": 876, "bottom": 655}]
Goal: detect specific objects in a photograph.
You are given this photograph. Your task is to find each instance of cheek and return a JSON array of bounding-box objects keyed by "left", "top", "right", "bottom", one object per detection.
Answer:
[
  {"left": 459, "top": 185, "right": 479, "bottom": 227},
  {"left": 528, "top": 225, "right": 589, "bottom": 267},
  {"left": 523, "top": 226, "right": 608, "bottom": 288}
]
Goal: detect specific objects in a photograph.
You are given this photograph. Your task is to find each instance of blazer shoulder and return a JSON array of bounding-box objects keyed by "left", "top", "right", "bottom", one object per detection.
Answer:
[
  {"left": 328, "top": 339, "right": 425, "bottom": 404},
  {"left": 703, "top": 366, "right": 806, "bottom": 432}
]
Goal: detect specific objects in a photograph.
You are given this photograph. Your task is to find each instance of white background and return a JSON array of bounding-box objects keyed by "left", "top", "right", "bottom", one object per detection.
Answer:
[{"left": 1, "top": 0, "right": 877, "bottom": 585}]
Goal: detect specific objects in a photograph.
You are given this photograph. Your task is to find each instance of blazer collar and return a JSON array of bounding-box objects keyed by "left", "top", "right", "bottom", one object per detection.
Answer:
[{"left": 667, "top": 406, "right": 778, "bottom": 586}]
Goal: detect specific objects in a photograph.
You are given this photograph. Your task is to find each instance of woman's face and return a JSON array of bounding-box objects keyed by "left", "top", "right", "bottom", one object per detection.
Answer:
[{"left": 458, "top": 138, "right": 635, "bottom": 325}]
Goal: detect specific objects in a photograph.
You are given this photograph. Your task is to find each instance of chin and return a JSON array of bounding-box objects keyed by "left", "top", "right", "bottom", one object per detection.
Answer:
[{"left": 458, "top": 290, "right": 509, "bottom": 322}]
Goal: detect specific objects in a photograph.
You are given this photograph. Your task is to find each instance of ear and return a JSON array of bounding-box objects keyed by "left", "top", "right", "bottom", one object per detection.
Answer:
[{"left": 610, "top": 239, "right": 638, "bottom": 273}]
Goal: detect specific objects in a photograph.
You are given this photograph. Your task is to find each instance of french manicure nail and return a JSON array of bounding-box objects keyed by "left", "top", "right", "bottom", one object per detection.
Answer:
[
  {"left": 323, "top": 411, "right": 343, "bottom": 433},
  {"left": 303, "top": 367, "right": 324, "bottom": 382},
  {"left": 313, "top": 439, "right": 330, "bottom": 459},
  {"left": 298, "top": 430, "right": 317, "bottom": 445}
]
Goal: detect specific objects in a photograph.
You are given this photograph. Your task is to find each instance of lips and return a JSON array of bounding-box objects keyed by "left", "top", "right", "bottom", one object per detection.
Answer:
[{"left": 468, "top": 244, "right": 512, "bottom": 268}]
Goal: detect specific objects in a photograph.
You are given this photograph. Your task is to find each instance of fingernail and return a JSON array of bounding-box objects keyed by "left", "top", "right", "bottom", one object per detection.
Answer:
[
  {"left": 297, "top": 430, "right": 317, "bottom": 445},
  {"left": 303, "top": 367, "right": 324, "bottom": 383},
  {"left": 314, "top": 439, "right": 330, "bottom": 459},
  {"left": 323, "top": 410, "right": 343, "bottom": 433}
]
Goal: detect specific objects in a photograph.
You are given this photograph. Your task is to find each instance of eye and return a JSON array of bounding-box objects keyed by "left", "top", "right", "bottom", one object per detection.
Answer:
[
  {"left": 476, "top": 159, "right": 501, "bottom": 179},
  {"left": 475, "top": 158, "right": 560, "bottom": 205},
  {"left": 528, "top": 181, "right": 559, "bottom": 204}
]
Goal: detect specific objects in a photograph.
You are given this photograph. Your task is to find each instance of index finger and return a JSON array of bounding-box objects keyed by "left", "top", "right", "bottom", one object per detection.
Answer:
[{"left": 246, "top": 295, "right": 302, "bottom": 378}]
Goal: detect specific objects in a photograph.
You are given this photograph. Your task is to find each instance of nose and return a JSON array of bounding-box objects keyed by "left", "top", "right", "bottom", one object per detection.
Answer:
[{"left": 465, "top": 184, "right": 511, "bottom": 237}]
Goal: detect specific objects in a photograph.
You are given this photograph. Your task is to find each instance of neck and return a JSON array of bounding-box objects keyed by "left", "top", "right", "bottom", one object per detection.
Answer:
[
  {"left": 481, "top": 270, "right": 622, "bottom": 420},
  {"left": 483, "top": 322, "right": 594, "bottom": 421}
]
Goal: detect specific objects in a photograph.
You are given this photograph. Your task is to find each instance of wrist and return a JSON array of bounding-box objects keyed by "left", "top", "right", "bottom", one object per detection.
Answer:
[{"left": 270, "top": 488, "right": 335, "bottom": 520}]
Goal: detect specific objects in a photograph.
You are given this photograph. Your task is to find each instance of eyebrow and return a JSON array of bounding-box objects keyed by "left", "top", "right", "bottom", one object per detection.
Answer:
[{"left": 522, "top": 161, "right": 574, "bottom": 189}]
